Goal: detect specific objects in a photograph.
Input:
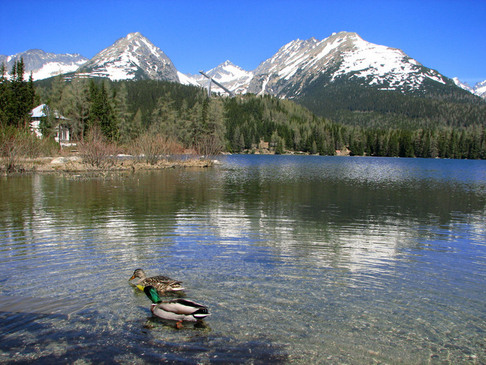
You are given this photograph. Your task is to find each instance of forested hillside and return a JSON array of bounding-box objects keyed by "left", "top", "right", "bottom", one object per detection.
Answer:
[
  {"left": 224, "top": 94, "right": 486, "bottom": 159},
  {"left": 7, "top": 74, "right": 486, "bottom": 159},
  {"left": 296, "top": 75, "right": 486, "bottom": 130}
]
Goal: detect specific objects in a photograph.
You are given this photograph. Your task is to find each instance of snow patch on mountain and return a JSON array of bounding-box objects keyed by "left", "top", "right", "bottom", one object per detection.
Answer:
[
  {"left": 178, "top": 71, "right": 199, "bottom": 86},
  {"left": 31, "top": 61, "right": 83, "bottom": 80}
]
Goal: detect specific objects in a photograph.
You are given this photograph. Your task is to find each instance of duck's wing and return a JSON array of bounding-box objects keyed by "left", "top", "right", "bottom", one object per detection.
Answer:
[
  {"left": 159, "top": 299, "right": 209, "bottom": 317},
  {"left": 151, "top": 305, "right": 198, "bottom": 322},
  {"left": 142, "top": 276, "right": 182, "bottom": 287},
  {"left": 164, "top": 281, "right": 185, "bottom": 291},
  {"left": 149, "top": 279, "right": 185, "bottom": 292},
  {"left": 145, "top": 275, "right": 177, "bottom": 283}
]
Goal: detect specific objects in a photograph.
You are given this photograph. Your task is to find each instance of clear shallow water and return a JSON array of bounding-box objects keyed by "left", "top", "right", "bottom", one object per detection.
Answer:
[{"left": 0, "top": 155, "right": 485, "bottom": 364}]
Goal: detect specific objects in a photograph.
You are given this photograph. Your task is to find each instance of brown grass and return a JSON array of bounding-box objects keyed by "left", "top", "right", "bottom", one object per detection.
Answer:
[{"left": 1, "top": 127, "right": 214, "bottom": 174}]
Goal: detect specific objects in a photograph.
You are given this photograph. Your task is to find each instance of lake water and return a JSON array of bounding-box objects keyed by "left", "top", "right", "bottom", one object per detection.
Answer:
[{"left": 0, "top": 155, "right": 485, "bottom": 364}]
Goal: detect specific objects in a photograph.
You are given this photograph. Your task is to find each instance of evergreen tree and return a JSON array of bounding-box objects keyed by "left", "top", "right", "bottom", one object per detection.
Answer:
[
  {"left": 61, "top": 77, "right": 90, "bottom": 140},
  {"left": 191, "top": 97, "right": 210, "bottom": 150},
  {"left": 200, "top": 98, "right": 225, "bottom": 155},
  {"left": 99, "top": 82, "right": 118, "bottom": 140},
  {"left": 130, "top": 108, "right": 143, "bottom": 141},
  {"left": 1, "top": 58, "right": 35, "bottom": 128},
  {"left": 311, "top": 140, "right": 318, "bottom": 154},
  {"left": 232, "top": 125, "right": 244, "bottom": 152},
  {"left": 87, "top": 80, "right": 117, "bottom": 140},
  {"left": 271, "top": 130, "right": 285, "bottom": 154},
  {"left": 113, "top": 83, "right": 133, "bottom": 144},
  {"left": 39, "top": 104, "right": 54, "bottom": 138},
  {"left": 0, "top": 63, "right": 9, "bottom": 126},
  {"left": 150, "top": 96, "right": 179, "bottom": 138},
  {"left": 41, "top": 75, "right": 66, "bottom": 139}
]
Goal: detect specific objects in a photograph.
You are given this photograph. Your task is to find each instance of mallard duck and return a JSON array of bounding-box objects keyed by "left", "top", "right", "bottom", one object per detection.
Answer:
[
  {"left": 129, "top": 268, "right": 184, "bottom": 294},
  {"left": 144, "top": 286, "right": 209, "bottom": 322}
]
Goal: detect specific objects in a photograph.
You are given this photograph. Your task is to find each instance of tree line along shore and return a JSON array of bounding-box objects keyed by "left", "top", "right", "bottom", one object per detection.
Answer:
[{"left": 2, "top": 58, "right": 486, "bottom": 174}]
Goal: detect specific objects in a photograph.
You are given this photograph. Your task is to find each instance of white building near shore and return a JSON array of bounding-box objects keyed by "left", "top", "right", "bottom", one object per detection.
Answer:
[{"left": 30, "top": 104, "right": 71, "bottom": 145}]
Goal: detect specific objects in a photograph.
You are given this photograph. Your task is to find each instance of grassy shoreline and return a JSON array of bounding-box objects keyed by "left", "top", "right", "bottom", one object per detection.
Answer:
[{"left": 0, "top": 155, "right": 215, "bottom": 175}]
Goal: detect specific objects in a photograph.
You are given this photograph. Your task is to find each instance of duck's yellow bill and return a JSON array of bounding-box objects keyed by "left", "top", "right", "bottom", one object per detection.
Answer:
[{"left": 136, "top": 285, "right": 145, "bottom": 291}]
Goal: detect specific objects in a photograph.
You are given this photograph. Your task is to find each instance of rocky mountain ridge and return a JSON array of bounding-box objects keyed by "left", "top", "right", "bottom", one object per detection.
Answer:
[
  {"left": 248, "top": 32, "right": 451, "bottom": 97},
  {"left": 1, "top": 32, "right": 484, "bottom": 100},
  {"left": 0, "top": 49, "right": 88, "bottom": 80}
]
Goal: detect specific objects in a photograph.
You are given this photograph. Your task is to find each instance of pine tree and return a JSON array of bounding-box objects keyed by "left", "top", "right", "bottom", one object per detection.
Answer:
[
  {"left": 232, "top": 125, "right": 243, "bottom": 152},
  {"left": 88, "top": 80, "right": 117, "bottom": 140},
  {"left": 113, "top": 83, "right": 133, "bottom": 144},
  {"left": 1, "top": 58, "right": 36, "bottom": 129},
  {"left": 271, "top": 130, "right": 285, "bottom": 154},
  {"left": 0, "top": 63, "right": 9, "bottom": 126},
  {"left": 61, "top": 77, "right": 90, "bottom": 140},
  {"left": 41, "top": 75, "right": 66, "bottom": 139},
  {"left": 99, "top": 82, "right": 118, "bottom": 140},
  {"left": 130, "top": 108, "right": 143, "bottom": 141},
  {"left": 191, "top": 98, "right": 210, "bottom": 151},
  {"left": 150, "top": 96, "right": 179, "bottom": 138}
]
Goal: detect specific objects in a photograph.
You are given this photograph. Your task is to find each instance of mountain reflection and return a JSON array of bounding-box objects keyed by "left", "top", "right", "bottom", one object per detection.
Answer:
[{"left": 1, "top": 156, "right": 485, "bottom": 276}]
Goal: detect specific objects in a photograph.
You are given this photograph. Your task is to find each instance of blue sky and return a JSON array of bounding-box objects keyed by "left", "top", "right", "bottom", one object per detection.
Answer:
[{"left": 1, "top": 0, "right": 485, "bottom": 85}]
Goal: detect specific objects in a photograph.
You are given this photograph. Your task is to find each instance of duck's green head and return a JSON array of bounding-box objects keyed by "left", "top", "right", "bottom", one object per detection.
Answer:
[{"left": 144, "top": 286, "right": 161, "bottom": 303}]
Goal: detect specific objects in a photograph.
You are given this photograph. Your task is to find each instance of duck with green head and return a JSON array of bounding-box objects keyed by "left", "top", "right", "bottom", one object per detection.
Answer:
[
  {"left": 129, "top": 268, "right": 184, "bottom": 294},
  {"left": 144, "top": 286, "right": 210, "bottom": 322}
]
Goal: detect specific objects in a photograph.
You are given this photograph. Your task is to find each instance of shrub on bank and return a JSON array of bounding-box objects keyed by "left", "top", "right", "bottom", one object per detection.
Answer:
[
  {"left": 0, "top": 126, "right": 60, "bottom": 172},
  {"left": 77, "top": 127, "right": 118, "bottom": 168},
  {"left": 131, "top": 133, "right": 184, "bottom": 165}
]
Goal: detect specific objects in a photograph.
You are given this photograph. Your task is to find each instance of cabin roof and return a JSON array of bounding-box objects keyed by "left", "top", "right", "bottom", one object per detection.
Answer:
[{"left": 30, "top": 104, "right": 69, "bottom": 120}]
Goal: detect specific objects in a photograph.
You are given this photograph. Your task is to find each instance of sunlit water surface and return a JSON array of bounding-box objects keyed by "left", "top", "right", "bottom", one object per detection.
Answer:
[{"left": 0, "top": 155, "right": 485, "bottom": 363}]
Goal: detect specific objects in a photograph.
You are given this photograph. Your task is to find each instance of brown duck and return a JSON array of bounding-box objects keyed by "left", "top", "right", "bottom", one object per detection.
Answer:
[{"left": 129, "top": 268, "right": 185, "bottom": 294}]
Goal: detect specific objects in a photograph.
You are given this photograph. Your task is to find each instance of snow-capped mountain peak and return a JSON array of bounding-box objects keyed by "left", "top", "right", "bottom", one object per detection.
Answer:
[
  {"left": 333, "top": 32, "right": 446, "bottom": 85},
  {"left": 474, "top": 80, "right": 486, "bottom": 98},
  {"left": 182, "top": 60, "right": 253, "bottom": 95},
  {"left": 3, "top": 31, "right": 481, "bottom": 101},
  {"left": 0, "top": 49, "right": 88, "bottom": 81},
  {"left": 77, "top": 32, "right": 179, "bottom": 82},
  {"left": 206, "top": 60, "right": 253, "bottom": 86},
  {"left": 453, "top": 78, "right": 486, "bottom": 99},
  {"left": 248, "top": 31, "right": 449, "bottom": 97}
]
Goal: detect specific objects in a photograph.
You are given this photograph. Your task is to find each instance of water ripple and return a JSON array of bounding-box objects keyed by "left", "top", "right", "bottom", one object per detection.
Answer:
[{"left": 0, "top": 157, "right": 485, "bottom": 363}]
